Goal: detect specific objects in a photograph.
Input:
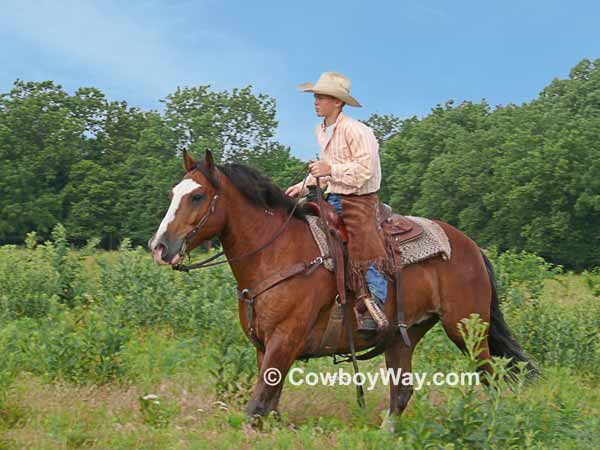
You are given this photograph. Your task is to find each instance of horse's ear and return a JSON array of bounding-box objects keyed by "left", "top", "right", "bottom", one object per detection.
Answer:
[
  {"left": 183, "top": 149, "right": 196, "bottom": 172},
  {"left": 204, "top": 149, "right": 215, "bottom": 173}
]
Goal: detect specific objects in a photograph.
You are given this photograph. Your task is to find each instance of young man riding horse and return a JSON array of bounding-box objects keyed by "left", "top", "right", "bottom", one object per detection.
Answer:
[
  {"left": 286, "top": 71, "right": 388, "bottom": 338},
  {"left": 148, "top": 73, "right": 535, "bottom": 427}
]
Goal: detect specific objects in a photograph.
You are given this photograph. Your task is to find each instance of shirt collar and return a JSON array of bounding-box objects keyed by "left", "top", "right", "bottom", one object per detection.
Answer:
[{"left": 320, "top": 111, "right": 346, "bottom": 131}]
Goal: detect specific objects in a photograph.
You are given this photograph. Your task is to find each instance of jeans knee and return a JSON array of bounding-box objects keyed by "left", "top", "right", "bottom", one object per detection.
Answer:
[
  {"left": 366, "top": 264, "right": 388, "bottom": 302},
  {"left": 327, "top": 194, "right": 343, "bottom": 215}
]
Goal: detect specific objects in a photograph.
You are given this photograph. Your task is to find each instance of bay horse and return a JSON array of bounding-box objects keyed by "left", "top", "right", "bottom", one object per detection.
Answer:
[{"left": 149, "top": 150, "right": 534, "bottom": 430}]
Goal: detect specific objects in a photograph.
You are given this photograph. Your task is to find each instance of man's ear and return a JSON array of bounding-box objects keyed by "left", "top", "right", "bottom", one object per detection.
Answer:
[
  {"left": 204, "top": 149, "right": 215, "bottom": 172},
  {"left": 183, "top": 149, "right": 196, "bottom": 172}
]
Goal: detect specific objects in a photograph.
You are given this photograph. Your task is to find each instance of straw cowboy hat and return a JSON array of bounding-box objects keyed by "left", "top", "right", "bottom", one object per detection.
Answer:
[{"left": 298, "top": 72, "right": 362, "bottom": 107}]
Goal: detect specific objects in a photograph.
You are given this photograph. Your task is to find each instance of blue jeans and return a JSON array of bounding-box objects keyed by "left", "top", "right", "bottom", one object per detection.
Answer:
[{"left": 327, "top": 194, "right": 388, "bottom": 303}]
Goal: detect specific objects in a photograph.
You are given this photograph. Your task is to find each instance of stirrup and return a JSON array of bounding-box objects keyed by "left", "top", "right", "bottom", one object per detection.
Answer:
[{"left": 356, "top": 312, "right": 377, "bottom": 331}]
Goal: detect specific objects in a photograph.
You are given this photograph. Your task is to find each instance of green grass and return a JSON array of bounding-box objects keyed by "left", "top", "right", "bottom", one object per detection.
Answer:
[
  {"left": 2, "top": 362, "right": 598, "bottom": 449},
  {"left": 0, "top": 228, "right": 599, "bottom": 449}
]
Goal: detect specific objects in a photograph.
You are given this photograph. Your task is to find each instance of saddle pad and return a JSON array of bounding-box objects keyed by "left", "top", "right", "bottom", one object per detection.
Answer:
[
  {"left": 395, "top": 216, "right": 451, "bottom": 265},
  {"left": 306, "top": 215, "right": 451, "bottom": 270}
]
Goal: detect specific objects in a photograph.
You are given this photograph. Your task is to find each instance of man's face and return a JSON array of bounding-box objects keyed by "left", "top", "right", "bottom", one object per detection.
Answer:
[{"left": 314, "top": 93, "right": 343, "bottom": 117}]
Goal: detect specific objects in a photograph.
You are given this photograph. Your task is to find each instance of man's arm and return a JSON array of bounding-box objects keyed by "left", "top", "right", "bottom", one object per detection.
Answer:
[{"left": 286, "top": 169, "right": 333, "bottom": 197}]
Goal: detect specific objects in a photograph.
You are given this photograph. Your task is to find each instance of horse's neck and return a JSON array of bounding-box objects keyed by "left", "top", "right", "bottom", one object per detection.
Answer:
[
  {"left": 219, "top": 196, "right": 304, "bottom": 281},
  {"left": 220, "top": 205, "right": 278, "bottom": 256}
]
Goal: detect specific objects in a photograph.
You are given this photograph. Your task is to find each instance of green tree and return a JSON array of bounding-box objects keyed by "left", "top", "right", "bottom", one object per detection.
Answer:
[
  {"left": 162, "top": 85, "right": 278, "bottom": 163},
  {"left": 0, "top": 80, "right": 84, "bottom": 242},
  {"left": 243, "top": 142, "right": 306, "bottom": 188},
  {"left": 380, "top": 58, "right": 600, "bottom": 268},
  {"left": 2, "top": 59, "right": 598, "bottom": 267},
  {"left": 63, "top": 160, "right": 120, "bottom": 247},
  {"left": 380, "top": 100, "right": 491, "bottom": 211},
  {"left": 362, "top": 112, "right": 403, "bottom": 144}
]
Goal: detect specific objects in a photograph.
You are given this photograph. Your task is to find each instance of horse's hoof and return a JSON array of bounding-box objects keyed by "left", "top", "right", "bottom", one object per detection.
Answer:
[
  {"left": 248, "top": 414, "right": 262, "bottom": 429},
  {"left": 380, "top": 409, "right": 396, "bottom": 433}
]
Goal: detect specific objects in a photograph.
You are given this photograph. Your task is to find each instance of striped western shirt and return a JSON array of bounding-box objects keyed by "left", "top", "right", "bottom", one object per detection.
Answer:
[{"left": 295, "top": 111, "right": 381, "bottom": 195}]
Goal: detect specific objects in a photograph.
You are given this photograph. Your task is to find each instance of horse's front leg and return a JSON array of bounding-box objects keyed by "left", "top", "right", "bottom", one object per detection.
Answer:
[
  {"left": 256, "top": 349, "right": 265, "bottom": 371},
  {"left": 246, "top": 327, "right": 306, "bottom": 419},
  {"left": 254, "top": 348, "right": 284, "bottom": 419}
]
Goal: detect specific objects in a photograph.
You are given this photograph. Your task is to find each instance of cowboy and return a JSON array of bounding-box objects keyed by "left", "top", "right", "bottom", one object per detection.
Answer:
[{"left": 285, "top": 71, "right": 389, "bottom": 337}]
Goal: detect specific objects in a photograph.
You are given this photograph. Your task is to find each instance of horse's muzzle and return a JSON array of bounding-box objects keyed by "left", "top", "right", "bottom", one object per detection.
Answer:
[{"left": 150, "top": 235, "right": 183, "bottom": 265}]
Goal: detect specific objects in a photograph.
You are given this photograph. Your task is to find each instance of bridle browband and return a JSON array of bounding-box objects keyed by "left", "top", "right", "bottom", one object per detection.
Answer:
[{"left": 172, "top": 165, "right": 310, "bottom": 272}]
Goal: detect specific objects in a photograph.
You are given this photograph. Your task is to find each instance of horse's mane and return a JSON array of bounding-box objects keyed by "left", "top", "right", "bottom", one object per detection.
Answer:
[{"left": 196, "top": 162, "right": 305, "bottom": 220}]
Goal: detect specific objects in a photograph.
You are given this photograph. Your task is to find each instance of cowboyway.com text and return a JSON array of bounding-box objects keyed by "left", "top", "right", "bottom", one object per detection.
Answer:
[{"left": 262, "top": 367, "right": 480, "bottom": 391}]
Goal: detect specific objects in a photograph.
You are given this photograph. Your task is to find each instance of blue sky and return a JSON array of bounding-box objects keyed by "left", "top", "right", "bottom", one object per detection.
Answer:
[{"left": 1, "top": 0, "right": 598, "bottom": 160}]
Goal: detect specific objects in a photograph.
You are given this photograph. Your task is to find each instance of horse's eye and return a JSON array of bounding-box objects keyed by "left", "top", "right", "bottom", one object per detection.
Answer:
[{"left": 191, "top": 194, "right": 204, "bottom": 202}]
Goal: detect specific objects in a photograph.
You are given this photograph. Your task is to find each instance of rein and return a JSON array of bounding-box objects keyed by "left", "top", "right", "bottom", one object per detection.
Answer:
[{"left": 172, "top": 166, "right": 311, "bottom": 273}]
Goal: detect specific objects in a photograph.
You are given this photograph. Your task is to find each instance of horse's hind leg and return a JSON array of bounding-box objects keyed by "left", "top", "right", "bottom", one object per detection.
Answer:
[
  {"left": 434, "top": 242, "right": 495, "bottom": 378},
  {"left": 382, "top": 319, "right": 436, "bottom": 432},
  {"left": 439, "top": 299, "right": 494, "bottom": 377}
]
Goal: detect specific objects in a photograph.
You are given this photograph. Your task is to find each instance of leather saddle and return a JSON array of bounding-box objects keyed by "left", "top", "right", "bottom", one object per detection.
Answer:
[{"left": 302, "top": 200, "right": 423, "bottom": 245}]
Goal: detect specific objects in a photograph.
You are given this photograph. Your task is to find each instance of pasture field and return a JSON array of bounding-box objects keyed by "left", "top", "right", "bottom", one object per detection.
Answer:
[{"left": 1, "top": 226, "right": 599, "bottom": 449}]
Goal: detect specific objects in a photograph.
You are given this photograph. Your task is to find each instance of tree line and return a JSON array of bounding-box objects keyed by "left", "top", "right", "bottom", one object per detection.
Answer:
[{"left": 1, "top": 58, "right": 598, "bottom": 269}]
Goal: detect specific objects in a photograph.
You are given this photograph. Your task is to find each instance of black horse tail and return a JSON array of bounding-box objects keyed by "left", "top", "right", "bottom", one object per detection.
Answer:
[{"left": 481, "top": 250, "right": 538, "bottom": 377}]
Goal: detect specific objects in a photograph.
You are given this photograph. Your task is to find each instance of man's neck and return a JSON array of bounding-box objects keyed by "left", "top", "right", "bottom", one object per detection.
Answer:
[{"left": 324, "top": 110, "right": 342, "bottom": 127}]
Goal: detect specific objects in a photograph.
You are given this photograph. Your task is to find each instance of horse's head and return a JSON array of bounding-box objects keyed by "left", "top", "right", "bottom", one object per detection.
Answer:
[{"left": 149, "top": 150, "right": 226, "bottom": 265}]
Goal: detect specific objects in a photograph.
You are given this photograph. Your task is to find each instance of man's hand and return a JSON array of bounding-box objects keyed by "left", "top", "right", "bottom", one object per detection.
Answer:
[
  {"left": 309, "top": 161, "right": 331, "bottom": 178},
  {"left": 285, "top": 184, "right": 302, "bottom": 197}
]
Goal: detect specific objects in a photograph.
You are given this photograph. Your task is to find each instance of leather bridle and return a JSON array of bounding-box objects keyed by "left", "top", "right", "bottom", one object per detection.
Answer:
[
  {"left": 177, "top": 193, "right": 219, "bottom": 257},
  {"left": 172, "top": 167, "right": 310, "bottom": 272}
]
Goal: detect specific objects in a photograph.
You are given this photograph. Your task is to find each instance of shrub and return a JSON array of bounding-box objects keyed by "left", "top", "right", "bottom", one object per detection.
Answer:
[
  {"left": 485, "top": 247, "right": 563, "bottom": 303},
  {"left": 394, "top": 315, "right": 593, "bottom": 449}
]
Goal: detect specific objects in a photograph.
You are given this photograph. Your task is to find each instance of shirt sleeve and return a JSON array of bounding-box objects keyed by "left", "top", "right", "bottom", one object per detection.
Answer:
[{"left": 330, "top": 124, "right": 375, "bottom": 189}]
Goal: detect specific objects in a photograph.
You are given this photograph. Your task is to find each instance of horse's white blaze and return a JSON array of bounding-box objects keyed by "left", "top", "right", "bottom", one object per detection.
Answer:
[{"left": 152, "top": 179, "right": 202, "bottom": 247}]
